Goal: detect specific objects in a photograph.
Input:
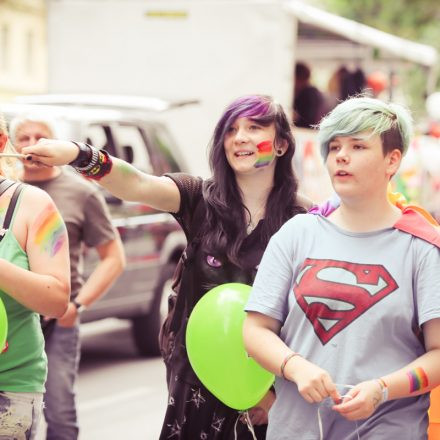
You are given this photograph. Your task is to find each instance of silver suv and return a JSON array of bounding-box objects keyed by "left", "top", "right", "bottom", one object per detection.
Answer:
[{"left": 2, "top": 95, "right": 193, "bottom": 356}]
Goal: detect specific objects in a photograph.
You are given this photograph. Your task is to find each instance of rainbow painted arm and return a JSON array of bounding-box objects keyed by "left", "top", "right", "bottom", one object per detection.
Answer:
[
  {"left": 0, "top": 190, "right": 70, "bottom": 318},
  {"left": 379, "top": 319, "right": 440, "bottom": 400},
  {"left": 333, "top": 330, "right": 440, "bottom": 420}
]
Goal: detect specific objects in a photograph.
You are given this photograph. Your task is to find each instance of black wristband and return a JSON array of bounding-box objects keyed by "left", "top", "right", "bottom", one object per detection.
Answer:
[{"left": 69, "top": 142, "right": 93, "bottom": 168}]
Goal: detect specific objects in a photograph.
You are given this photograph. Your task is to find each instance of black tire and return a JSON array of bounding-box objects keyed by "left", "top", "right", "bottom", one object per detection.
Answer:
[{"left": 131, "top": 263, "right": 176, "bottom": 357}]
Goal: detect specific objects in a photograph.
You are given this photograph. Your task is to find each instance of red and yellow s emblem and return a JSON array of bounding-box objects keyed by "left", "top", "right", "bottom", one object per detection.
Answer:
[{"left": 294, "top": 258, "right": 398, "bottom": 344}]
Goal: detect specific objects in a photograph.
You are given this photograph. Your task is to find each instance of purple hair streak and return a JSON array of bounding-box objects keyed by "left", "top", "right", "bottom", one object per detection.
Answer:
[{"left": 213, "top": 95, "right": 275, "bottom": 147}]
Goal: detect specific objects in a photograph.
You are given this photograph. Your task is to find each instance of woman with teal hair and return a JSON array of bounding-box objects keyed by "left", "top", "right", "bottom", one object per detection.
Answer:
[
  {"left": 318, "top": 96, "right": 413, "bottom": 158},
  {"left": 244, "top": 96, "right": 440, "bottom": 439}
]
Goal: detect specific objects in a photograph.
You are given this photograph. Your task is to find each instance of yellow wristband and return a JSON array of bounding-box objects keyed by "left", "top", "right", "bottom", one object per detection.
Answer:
[
  {"left": 374, "top": 378, "right": 389, "bottom": 403},
  {"left": 280, "top": 352, "right": 301, "bottom": 380}
]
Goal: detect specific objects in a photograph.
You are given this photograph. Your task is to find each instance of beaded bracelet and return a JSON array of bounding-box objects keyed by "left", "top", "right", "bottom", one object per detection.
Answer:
[
  {"left": 70, "top": 141, "right": 113, "bottom": 180},
  {"left": 280, "top": 352, "right": 301, "bottom": 379}
]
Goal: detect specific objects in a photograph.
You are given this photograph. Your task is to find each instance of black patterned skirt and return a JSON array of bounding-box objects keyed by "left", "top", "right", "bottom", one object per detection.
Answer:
[{"left": 159, "top": 373, "right": 267, "bottom": 439}]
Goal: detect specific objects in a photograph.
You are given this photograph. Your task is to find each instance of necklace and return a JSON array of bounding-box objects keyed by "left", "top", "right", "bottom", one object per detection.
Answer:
[
  {"left": 246, "top": 219, "right": 257, "bottom": 234},
  {"left": 245, "top": 205, "right": 265, "bottom": 234}
]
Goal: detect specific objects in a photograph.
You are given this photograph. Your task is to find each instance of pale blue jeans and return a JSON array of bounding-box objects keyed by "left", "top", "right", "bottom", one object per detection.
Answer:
[
  {"left": 0, "top": 391, "right": 43, "bottom": 439},
  {"left": 44, "top": 322, "right": 80, "bottom": 440}
]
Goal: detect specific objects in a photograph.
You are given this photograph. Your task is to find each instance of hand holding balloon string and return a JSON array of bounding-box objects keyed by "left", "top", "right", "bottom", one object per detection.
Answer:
[{"left": 282, "top": 353, "right": 341, "bottom": 404}]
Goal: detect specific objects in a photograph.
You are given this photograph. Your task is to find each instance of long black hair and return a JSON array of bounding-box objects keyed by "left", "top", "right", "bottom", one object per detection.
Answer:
[{"left": 202, "top": 95, "right": 305, "bottom": 266}]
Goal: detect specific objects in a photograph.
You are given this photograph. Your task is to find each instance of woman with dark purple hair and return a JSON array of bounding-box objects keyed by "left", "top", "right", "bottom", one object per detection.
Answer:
[{"left": 22, "top": 94, "right": 310, "bottom": 438}]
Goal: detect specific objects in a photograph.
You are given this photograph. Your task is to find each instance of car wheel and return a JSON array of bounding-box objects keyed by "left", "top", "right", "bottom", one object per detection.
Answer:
[{"left": 131, "top": 263, "right": 176, "bottom": 357}]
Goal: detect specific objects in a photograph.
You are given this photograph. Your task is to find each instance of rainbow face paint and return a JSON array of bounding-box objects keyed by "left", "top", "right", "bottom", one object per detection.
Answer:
[
  {"left": 407, "top": 367, "right": 429, "bottom": 392},
  {"left": 254, "top": 140, "right": 274, "bottom": 168},
  {"left": 34, "top": 204, "right": 66, "bottom": 257}
]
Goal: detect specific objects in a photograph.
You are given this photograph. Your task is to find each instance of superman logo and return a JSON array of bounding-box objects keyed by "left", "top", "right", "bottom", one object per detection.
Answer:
[{"left": 294, "top": 258, "right": 398, "bottom": 345}]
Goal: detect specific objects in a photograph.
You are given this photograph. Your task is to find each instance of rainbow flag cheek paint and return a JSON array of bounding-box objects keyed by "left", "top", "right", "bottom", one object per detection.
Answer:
[
  {"left": 407, "top": 367, "right": 429, "bottom": 392},
  {"left": 254, "top": 140, "right": 274, "bottom": 168},
  {"left": 34, "top": 205, "right": 66, "bottom": 257}
]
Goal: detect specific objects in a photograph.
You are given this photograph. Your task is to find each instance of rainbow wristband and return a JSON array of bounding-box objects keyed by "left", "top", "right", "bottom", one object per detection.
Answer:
[{"left": 79, "top": 149, "right": 113, "bottom": 180}]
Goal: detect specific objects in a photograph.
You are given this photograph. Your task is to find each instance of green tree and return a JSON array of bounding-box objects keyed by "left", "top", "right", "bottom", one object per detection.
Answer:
[
  {"left": 319, "top": 0, "right": 440, "bottom": 113},
  {"left": 320, "top": 0, "right": 440, "bottom": 45}
]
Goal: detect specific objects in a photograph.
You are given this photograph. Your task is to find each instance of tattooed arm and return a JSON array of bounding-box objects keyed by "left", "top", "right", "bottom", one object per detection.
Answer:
[
  {"left": 333, "top": 318, "right": 440, "bottom": 421},
  {"left": 0, "top": 186, "right": 70, "bottom": 317},
  {"left": 21, "top": 139, "right": 181, "bottom": 212}
]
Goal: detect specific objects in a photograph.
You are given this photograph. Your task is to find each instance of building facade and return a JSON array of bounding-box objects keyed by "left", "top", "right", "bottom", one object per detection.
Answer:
[{"left": 0, "top": 0, "right": 47, "bottom": 99}]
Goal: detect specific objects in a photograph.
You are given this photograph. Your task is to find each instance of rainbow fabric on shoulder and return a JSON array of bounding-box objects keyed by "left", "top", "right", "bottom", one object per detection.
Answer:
[{"left": 308, "top": 190, "right": 440, "bottom": 249}]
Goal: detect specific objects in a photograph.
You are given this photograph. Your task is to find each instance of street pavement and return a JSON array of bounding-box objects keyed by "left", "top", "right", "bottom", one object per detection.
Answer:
[{"left": 36, "top": 319, "right": 168, "bottom": 440}]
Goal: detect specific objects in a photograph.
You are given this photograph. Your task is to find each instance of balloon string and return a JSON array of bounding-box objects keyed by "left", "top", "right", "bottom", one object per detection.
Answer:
[
  {"left": 317, "top": 384, "right": 360, "bottom": 440},
  {"left": 233, "top": 384, "right": 360, "bottom": 440},
  {"left": 234, "top": 411, "right": 257, "bottom": 440},
  {"left": 244, "top": 411, "right": 257, "bottom": 440},
  {"left": 317, "top": 407, "right": 360, "bottom": 440}
]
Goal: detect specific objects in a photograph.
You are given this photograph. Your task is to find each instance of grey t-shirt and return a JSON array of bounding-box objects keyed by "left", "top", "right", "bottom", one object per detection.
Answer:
[
  {"left": 246, "top": 213, "right": 440, "bottom": 440},
  {"left": 27, "top": 169, "right": 115, "bottom": 298}
]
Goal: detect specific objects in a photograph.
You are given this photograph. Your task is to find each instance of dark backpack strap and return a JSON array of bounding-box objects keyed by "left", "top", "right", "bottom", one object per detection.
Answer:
[
  {"left": 2, "top": 183, "right": 24, "bottom": 230},
  {"left": 0, "top": 179, "right": 16, "bottom": 199}
]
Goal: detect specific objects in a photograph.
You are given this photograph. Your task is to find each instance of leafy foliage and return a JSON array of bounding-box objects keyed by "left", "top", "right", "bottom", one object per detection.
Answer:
[
  {"left": 317, "top": 0, "right": 440, "bottom": 113},
  {"left": 320, "top": 0, "right": 440, "bottom": 46}
]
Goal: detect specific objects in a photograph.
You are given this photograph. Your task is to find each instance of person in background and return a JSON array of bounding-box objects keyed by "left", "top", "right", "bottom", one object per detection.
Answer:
[
  {"left": 243, "top": 96, "right": 440, "bottom": 439},
  {"left": 338, "top": 66, "right": 366, "bottom": 101},
  {"left": 10, "top": 116, "right": 126, "bottom": 440},
  {"left": 19, "top": 95, "right": 311, "bottom": 439},
  {"left": 293, "top": 62, "right": 326, "bottom": 128},
  {"left": 325, "top": 66, "right": 367, "bottom": 113},
  {"left": 0, "top": 117, "right": 70, "bottom": 438}
]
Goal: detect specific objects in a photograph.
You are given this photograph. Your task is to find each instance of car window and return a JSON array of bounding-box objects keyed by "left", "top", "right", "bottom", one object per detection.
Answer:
[
  {"left": 149, "top": 124, "right": 181, "bottom": 174},
  {"left": 84, "top": 124, "right": 117, "bottom": 157},
  {"left": 137, "top": 124, "right": 181, "bottom": 176},
  {"left": 113, "top": 124, "right": 153, "bottom": 174}
]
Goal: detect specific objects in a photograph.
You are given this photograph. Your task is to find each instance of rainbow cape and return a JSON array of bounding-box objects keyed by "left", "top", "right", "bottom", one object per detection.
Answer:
[{"left": 309, "top": 190, "right": 440, "bottom": 249}]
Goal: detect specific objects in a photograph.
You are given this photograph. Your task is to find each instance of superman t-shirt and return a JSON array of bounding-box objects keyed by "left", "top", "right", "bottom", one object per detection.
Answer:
[{"left": 246, "top": 213, "right": 440, "bottom": 440}]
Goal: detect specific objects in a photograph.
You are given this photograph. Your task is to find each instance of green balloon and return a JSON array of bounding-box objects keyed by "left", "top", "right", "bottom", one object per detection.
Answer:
[
  {"left": 186, "top": 283, "right": 274, "bottom": 410},
  {"left": 0, "top": 298, "right": 7, "bottom": 352}
]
